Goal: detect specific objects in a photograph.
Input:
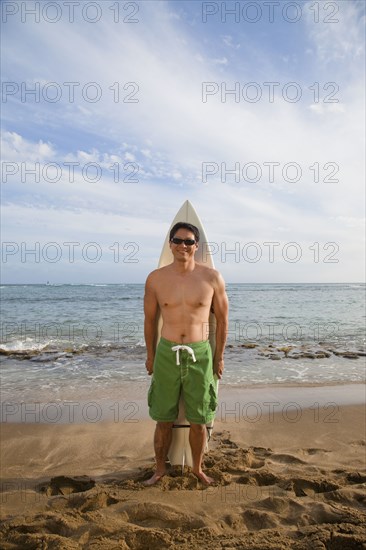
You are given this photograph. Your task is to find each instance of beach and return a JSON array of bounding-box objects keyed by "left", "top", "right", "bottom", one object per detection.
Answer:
[
  {"left": 3, "top": 0, "right": 365, "bottom": 544},
  {"left": 1, "top": 383, "right": 365, "bottom": 549},
  {"left": 1, "top": 283, "right": 365, "bottom": 547}
]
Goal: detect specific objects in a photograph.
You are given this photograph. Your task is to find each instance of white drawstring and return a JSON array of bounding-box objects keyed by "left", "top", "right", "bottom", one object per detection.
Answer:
[{"left": 171, "top": 345, "right": 197, "bottom": 366}]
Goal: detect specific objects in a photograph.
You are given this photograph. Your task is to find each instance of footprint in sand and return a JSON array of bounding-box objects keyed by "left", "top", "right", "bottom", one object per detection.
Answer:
[
  {"left": 48, "top": 489, "right": 120, "bottom": 512},
  {"left": 122, "top": 501, "right": 206, "bottom": 531},
  {"left": 304, "top": 448, "right": 331, "bottom": 455},
  {"left": 241, "top": 508, "right": 280, "bottom": 531},
  {"left": 237, "top": 470, "right": 280, "bottom": 487},
  {"left": 290, "top": 478, "right": 340, "bottom": 497},
  {"left": 345, "top": 472, "right": 366, "bottom": 484},
  {"left": 38, "top": 475, "right": 95, "bottom": 496}
]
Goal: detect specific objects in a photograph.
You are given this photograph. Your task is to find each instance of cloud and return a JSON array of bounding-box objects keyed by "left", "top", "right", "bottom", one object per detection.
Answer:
[
  {"left": 212, "top": 56, "right": 228, "bottom": 65},
  {"left": 304, "top": 0, "right": 365, "bottom": 63},
  {"left": 1, "top": 0, "right": 364, "bottom": 282},
  {"left": 308, "top": 103, "right": 346, "bottom": 114},
  {"left": 222, "top": 35, "right": 240, "bottom": 49},
  {"left": 2, "top": 131, "right": 55, "bottom": 162}
]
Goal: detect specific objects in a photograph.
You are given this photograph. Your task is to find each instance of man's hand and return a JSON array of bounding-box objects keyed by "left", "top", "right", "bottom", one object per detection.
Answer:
[
  {"left": 146, "top": 357, "right": 154, "bottom": 375},
  {"left": 214, "top": 358, "right": 224, "bottom": 380}
]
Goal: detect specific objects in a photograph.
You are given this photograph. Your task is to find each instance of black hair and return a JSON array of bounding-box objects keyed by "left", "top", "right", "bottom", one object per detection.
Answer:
[{"left": 169, "top": 222, "right": 200, "bottom": 243}]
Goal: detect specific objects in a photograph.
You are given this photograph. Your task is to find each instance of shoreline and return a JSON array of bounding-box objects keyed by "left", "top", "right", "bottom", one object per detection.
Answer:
[
  {"left": 1, "top": 382, "right": 365, "bottom": 424},
  {"left": 1, "top": 403, "right": 365, "bottom": 479}
]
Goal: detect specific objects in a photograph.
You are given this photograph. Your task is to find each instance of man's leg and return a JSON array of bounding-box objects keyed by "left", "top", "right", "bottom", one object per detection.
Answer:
[
  {"left": 189, "top": 423, "right": 214, "bottom": 485},
  {"left": 144, "top": 421, "right": 173, "bottom": 485}
]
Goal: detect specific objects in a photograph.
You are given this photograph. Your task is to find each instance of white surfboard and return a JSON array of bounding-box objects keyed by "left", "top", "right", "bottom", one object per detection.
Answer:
[{"left": 156, "top": 200, "right": 218, "bottom": 470}]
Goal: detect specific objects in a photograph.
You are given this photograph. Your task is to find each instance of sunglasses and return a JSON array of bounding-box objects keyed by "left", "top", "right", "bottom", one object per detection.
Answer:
[{"left": 171, "top": 237, "right": 196, "bottom": 246}]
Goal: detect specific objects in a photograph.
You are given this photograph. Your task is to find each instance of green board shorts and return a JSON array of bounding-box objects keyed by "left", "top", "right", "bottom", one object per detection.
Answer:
[{"left": 148, "top": 337, "right": 218, "bottom": 424}]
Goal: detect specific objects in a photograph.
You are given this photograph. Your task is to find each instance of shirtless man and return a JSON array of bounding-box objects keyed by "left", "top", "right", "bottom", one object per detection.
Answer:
[{"left": 144, "top": 221, "right": 228, "bottom": 485}]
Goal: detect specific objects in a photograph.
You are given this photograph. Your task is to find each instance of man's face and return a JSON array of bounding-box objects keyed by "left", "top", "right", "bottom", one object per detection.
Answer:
[{"left": 169, "top": 229, "right": 198, "bottom": 261}]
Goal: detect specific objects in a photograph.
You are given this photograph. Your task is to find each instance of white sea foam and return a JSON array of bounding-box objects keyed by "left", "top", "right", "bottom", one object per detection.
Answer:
[
  {"left": 0, "top": 339, "right": 50, "bottom": 352},
  {"left": 1, "top": 284, "right": 365, "bottom": 400}
]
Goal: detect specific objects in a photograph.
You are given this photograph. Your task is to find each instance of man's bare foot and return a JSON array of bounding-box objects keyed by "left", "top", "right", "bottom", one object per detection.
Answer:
[
  {"left": 143, "top": 471, "right": 166, "bottom": 486},
  {"left": 192, "top": 470, "right": 215, "bottom": 485}
]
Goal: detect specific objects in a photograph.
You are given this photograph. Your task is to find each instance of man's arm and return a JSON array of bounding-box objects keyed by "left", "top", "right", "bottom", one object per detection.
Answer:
[
  {"left": 144, "top": 273, "right": 159, "bottom": 375},
  {"left": 211, "top": 271, "right": 229, "bottom": 379}
]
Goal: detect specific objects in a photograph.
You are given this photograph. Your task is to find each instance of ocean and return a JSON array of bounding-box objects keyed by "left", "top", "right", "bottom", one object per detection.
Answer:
[{"left": 1, "top": 283, "right": 365, "bottom": 406}]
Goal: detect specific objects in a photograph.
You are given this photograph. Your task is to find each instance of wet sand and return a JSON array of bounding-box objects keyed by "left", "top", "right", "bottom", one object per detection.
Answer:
[{"left": 1, "top": 385, "right": 365, "bottom": 549}]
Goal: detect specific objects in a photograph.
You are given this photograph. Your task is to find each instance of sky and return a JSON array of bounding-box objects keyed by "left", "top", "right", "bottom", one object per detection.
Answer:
[{"left": 1, "top": 0, "right": 365, "bottom": 284}]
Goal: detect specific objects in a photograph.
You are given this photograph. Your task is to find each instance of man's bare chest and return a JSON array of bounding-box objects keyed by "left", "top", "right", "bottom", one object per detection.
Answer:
[{"left": 156, "top": 280, "right": 213, "bottom": 310}]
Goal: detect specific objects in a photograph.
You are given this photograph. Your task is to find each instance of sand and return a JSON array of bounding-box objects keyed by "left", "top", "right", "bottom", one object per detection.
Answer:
[{"left": 1, "top": 390, "right": 365, "bottom": 549}]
